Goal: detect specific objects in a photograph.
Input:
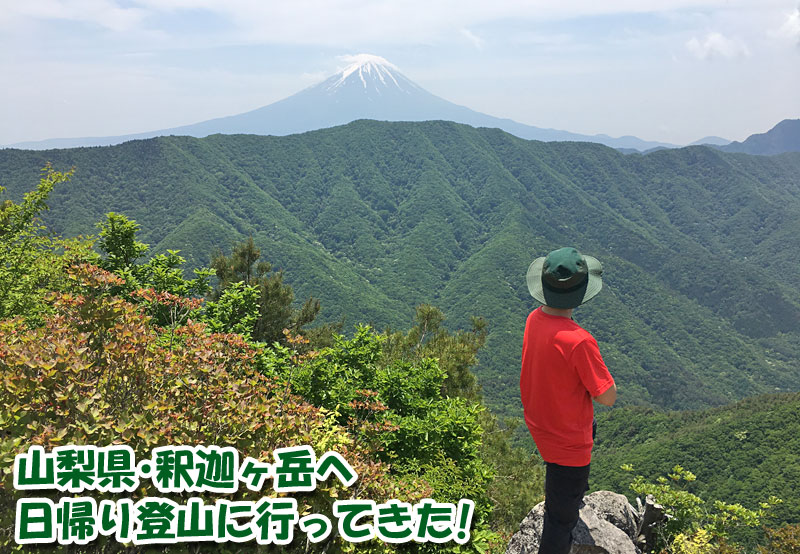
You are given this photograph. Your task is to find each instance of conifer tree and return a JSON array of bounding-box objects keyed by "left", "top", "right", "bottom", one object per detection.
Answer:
[
  {"left": 211, "top": 237, "right": 321, "bottom": 344},
  {"left": 384, "top": 304, "right": 487, "bottom": 400}
]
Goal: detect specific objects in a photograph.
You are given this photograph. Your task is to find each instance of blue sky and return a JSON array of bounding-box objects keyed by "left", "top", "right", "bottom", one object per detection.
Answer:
[{"left": 1, "top": 0, "right": 798, "bottom": 145}]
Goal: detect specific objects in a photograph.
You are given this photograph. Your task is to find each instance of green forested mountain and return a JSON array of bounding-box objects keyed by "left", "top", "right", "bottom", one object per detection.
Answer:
[
  {"left": 2, "top": 120, "right": 800, "bottom": 419},
  {"left": 592, "top": 392, "right": 800, "bottom": 526}
]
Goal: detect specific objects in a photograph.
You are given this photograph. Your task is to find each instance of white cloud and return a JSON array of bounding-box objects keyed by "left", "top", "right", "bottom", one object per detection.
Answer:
[
  {"left": 461, "top": 28, "right": 485, "bottom": 50},
  {"left": 771, "top": 6, "right": 800, "bottom": 44},
  {"left": 686, "top": 32, "right": 751, "bottom": 59},
  {"left": 2, "top": 0, "right": 146, "bottom": 32},
  {"left": 2, "top": 0, "right": 793, "bottom": 47},
  {"left": 26, "top": 0, "right": 772, "bottom": 45}
]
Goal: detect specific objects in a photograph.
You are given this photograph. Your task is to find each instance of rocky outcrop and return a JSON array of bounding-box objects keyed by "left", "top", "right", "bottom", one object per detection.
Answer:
[{"left": 506, "top": 491, "right": 664, "bottom": 554}]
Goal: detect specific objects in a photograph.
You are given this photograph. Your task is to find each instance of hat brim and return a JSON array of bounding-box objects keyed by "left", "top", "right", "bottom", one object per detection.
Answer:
[{"left": 526, "top": 255, "right": 603, "bottom": 309}]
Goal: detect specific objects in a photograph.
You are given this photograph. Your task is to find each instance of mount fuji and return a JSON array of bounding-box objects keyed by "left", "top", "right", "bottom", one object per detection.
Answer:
[{"left": 8, "top": 54, "right": 677, "bottom": 151}]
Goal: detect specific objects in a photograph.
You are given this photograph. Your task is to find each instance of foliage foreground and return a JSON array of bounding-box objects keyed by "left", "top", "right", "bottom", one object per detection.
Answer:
[
  {"left": 0, "top": 262, "right": 463, "bottom": 552},
  {"left": 0, "top": 168, "right": 545, "bottom": 553},
  {"left": 3, "top": 167, "right": 798, "bottom": 553}
]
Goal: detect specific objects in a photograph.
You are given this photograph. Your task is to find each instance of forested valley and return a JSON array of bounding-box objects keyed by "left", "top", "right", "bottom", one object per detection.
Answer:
[{"left": 2, "top": 120, "right": 800, "bottom": 551}]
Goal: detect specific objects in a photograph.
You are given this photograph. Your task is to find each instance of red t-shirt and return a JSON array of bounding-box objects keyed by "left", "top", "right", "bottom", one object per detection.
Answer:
[{"left": 520, "top": 307, "right": 614, "bottom": 466}]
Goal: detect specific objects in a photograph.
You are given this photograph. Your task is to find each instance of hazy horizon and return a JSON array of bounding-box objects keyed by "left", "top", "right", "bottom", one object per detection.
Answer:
[{"left": 2, "top": 1, "right": 799, "bottom": 146}]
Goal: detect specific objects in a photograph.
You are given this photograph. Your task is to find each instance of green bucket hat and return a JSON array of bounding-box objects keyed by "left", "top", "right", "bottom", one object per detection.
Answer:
[{"left": 526, "top": 247, "right": 603, "bottom": 309}]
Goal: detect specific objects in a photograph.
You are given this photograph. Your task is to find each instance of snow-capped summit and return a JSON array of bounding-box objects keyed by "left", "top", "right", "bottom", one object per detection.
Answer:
[
  {"left": 329, "top": 54, "right": 404, "bottom": 91},
  {"left": 9, "top": 54, "right": 677, "bottom": 151},
  {"left": 319, "top": 53, "right": 425, "bottom": 101}
]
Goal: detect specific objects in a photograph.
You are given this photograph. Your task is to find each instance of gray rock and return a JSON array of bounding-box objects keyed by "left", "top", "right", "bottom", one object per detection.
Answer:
[
  {"left": 507, "top": 502, "right": 545, "bottom": 553},
  {"left": 570, "top": 501, "right": 640, "bottom": 554},
  {"left": 506, "top": 491, "right": 642, "bottom": 554},
  {"left": 581, "top": 491, "right": 640, "bottom": 540}
]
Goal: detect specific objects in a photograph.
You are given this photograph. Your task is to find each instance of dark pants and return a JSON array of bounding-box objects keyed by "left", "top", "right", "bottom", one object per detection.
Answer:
[
  {"left": 538, "top": 462, "right": 591, "bottom": 554},
  {"left": 538, "top": 421, "right": 594, "bottom": 554}
]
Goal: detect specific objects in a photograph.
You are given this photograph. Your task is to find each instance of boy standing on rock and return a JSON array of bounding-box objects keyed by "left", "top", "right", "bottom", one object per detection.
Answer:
[{"left": 520, "top": 247, "right": 617, "bottom": 554}]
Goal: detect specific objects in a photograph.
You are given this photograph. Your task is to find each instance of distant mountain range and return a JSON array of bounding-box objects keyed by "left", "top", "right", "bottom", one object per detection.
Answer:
[
  {"left": 689, "top": 136, "right": 731, "bottom": 146},
  {"left": 6, "top": 54, "right": 797, "bottom": 155},
  {"left": 718, "top": 118, "right": 800, "bottom": 155},
  {"left": 623, "top": 120, "right": 800, "bottom": 155},
  {"left": 2, "top": 120, "right": 799, "bottom": 418},
  {"left": 6, "top": 54, "right": 682, "bottom": 152}
]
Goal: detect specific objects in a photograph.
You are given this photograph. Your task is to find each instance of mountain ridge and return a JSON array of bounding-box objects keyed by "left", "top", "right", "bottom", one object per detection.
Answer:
[
  {"left": 719, "top": 118, "right": 800, "bottom": 155},
  {"left": 1, "top": 120, "right": 799, "bottom": 418}
]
